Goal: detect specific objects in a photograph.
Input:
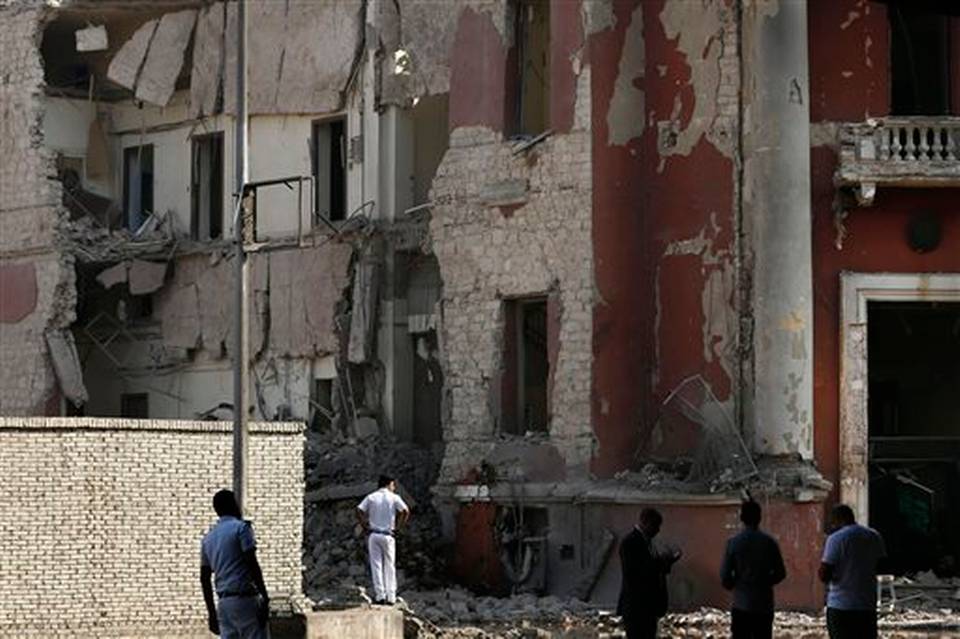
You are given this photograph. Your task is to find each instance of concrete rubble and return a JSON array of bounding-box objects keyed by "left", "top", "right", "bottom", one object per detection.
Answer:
[{"left": 303, "top": 429, "right": 447, "bottom": 602}]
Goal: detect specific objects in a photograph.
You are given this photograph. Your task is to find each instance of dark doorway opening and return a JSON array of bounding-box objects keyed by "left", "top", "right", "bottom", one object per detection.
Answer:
[
  {"left": 868, "top": 301, "right": 960, "bottom": 577},
  {"left": 501, "top": 297, "right": 550, "bottom": 435}
]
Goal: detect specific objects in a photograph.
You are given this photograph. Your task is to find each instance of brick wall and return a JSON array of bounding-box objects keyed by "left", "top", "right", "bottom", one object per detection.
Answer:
[
  {"left": 0, "top": 4, "right": 76, "bottom": 415},
  {"left": 0, "top": 418, "right": 304, "bottom": 638},
  {"left": 430, "top": 124, "right": 595, "bottom": 481}
]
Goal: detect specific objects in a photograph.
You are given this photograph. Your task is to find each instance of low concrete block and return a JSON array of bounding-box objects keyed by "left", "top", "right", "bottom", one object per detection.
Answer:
[{"left": 306, "top": 607, "right": 403, "bottom": 639}]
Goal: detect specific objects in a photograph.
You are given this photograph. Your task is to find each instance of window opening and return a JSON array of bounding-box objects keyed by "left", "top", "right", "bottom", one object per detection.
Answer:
[
  {"left": 501, "top": 297, "right": 549, "bottom": 434},
  {"left": 120, "top": 392, "right": 149, "bottom": 419},
  {"left": 867, "top": 301, "right": 960, "bottom": 577},
  {"left": 312, "top": 117, "right": 347, "bottom": 223},
  {"left": 512, "top": 0, "right": 550, "bottom": 136},
  {"left": 191, "top": 133, "right": 224, "bottom": 241},
  {"left": 122, "top": 145, "right": 154, "bottom": 232},
  {"left": 890, "top": 7, "right": 951, "bottom": 115}
]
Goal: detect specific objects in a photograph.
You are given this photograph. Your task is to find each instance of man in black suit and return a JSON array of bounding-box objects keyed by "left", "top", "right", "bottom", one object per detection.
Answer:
[{"left": 617, "top": 508, "right": 682, "bottom": 639}]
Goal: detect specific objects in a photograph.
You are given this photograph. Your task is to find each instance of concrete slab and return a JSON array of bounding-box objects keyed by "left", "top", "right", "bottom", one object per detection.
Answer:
[{"left": 305, "top": 607, "right": 403, "bottom": 639}]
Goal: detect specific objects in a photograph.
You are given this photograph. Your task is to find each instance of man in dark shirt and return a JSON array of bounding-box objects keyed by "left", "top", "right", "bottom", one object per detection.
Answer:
[
  {"left": 617, "top": 508, "right": 682, "bottom": 639},
  {"left": 720, "top": 500, "right": 787, "bottom": 639}
]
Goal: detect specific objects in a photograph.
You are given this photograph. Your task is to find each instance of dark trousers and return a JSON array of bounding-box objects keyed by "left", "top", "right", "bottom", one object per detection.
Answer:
[
  {"left": 826, "top": 607, "right": 877, "bottom": 639},
  {"left": 731, "top": 608, "right": 774, "bottom": 639},
  {"left": 623, "top": 614, "right": 659, "bottom": 639}
]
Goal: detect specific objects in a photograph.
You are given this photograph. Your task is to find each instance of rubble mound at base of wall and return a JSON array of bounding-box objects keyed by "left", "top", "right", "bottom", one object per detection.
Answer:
[
  {"left": 396, "top": 599, "right": 960, "bottom": 639},
  {"left": 304, "top": 430, "right": 447, "bottom": 600}
]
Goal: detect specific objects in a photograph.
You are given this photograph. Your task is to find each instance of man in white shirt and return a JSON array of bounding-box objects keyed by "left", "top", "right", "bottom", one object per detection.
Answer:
[{"left": 356, "top": 475, "right": 410, "bottom": 604}]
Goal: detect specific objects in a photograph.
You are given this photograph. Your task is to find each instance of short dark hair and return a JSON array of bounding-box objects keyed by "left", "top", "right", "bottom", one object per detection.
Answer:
[
  {"left": 213, "top": 489, "right": 240, "bottom": 517},
  {"left": 832, "top": 504, "right": 856, "bottom": 525},
  {"left": 639, "top": 507, "right": 663, "bottom": 528},
  {"left": 378, "top": 474, "right": 394, "bottom": 489},
  {"left": 741, "top": 500, "right": 762, "bottom": 526}
]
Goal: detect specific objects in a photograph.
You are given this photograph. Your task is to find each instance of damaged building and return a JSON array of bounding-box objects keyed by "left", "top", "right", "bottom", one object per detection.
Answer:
[{"left": 1, "top": 0, "right": 959, "bottom": 622}]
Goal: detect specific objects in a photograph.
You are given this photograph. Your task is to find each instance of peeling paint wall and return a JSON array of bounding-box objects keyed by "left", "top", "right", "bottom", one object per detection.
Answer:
[
  {"left": 591, "top": 0, "right": 740, "bottom": 477},
  {"left": 0, "top": 6, "right": 76, "bottom": 416}
]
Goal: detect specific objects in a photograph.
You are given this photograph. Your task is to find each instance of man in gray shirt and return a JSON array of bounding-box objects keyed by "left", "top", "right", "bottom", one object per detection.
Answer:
[
  {"left": 720, "top": 500, "right": 787, "bottom": 639},
  {"left": 200, "top": 490, "right": 270, "bottom": 638},
  {"left": 819, "top": 504, "right": 886, "bottom": 639}
]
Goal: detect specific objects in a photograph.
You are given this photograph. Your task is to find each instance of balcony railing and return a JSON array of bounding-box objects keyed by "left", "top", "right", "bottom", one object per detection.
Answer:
[{"left": 837, "top": 117, "right": 960, "bottom": 206}]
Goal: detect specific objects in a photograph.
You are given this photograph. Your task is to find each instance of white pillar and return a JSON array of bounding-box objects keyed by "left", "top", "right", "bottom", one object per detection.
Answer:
[{"left": 742, "top": 0, "right": 814, "bottom": 458}]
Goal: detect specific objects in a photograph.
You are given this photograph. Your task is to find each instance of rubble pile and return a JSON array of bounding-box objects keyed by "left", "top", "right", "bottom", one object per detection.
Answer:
[
  {"left": 303, "top": 430, "right": 447, "bottom": 600},
  {"left": 397, "top": 602, "right": 960, "bottom": 639}
]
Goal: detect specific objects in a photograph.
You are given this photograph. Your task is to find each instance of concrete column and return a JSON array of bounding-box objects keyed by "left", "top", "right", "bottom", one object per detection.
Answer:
[
  {"left": 376, "top": 106, "right": 415, "bottom": 438},
  {"left": 742, "top": 1, "right": 813, "bottom": 458}
]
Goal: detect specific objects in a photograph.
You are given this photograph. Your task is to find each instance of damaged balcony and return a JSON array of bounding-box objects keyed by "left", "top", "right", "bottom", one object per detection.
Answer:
[{"left": 836, "top": 118, "right": 960, "bottom": 206}]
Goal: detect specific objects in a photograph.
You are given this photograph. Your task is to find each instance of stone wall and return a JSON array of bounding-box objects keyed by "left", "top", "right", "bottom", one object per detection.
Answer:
[
  {"left": 0, "top": 4, "right": 75, "bottom": 415},
  {"left": 0, "top": 417, "right": 304, "bottom": 638},
  {"left": 430, "top": 125, "right": 594, "bottom": 481}
]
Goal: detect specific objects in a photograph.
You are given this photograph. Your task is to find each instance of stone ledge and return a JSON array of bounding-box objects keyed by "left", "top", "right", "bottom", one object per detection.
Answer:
[{"left": 0, "top": 416, "right": 304, "bottom": 435}]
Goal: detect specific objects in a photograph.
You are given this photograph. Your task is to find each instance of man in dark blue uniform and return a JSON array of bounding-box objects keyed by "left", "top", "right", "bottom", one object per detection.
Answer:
[{"left": 200, "top": 490, "right": 270, "bottom": 638}]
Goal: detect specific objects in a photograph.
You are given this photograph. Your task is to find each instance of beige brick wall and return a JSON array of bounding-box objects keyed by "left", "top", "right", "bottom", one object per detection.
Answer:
[
  {"left": 0, "top": 418, "right": 304, "bottom": 638},
  {"left": 430, "top": 123, "right": 595, "bottom": 481}
]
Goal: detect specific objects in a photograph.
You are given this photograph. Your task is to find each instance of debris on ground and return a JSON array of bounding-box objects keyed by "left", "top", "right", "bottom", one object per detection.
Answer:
[{"left": 303, "top": 429, "right": 447, "bottom": 602}]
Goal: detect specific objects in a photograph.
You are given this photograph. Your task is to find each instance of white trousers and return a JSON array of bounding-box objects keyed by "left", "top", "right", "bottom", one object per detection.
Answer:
[{"left": 368, "top": 532, "right": 397, "bottom": 602}]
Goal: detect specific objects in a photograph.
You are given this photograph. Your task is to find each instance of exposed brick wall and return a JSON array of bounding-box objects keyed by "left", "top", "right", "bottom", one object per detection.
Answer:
[
  {"left": 0, "top": 4, "right": 75, "bottom": 415},
  {"left": 430, "top": 123, "right": 594, "bottom": 481},
  {"left": 0, "top": 418, "right": 304, "bottom": 638}
]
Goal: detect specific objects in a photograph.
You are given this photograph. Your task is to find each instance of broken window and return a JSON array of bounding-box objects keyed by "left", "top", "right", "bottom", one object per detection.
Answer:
[
  {"left": 312, "top": 117, "right": 347, "bottom": 223},
  {"left": 510, "top": 0, "right": 550, "bottom": 136},
  {"left": 868, "top": 301, "right": 960, "bottom": 576},
  {"left": 889, "top": 6, "right": 952, "bottom": 115},
  {"left": 191, "top": 132, "right": 224, "bottom": 241},
  {"left": 120, "top": 392, "right": 149, "bottom": 418},
  {"left": 501, "top": 297, "right": 549, "bottom": 435},
  {"left": 123, "top": 145, "right": 154, "bottom": 232}
]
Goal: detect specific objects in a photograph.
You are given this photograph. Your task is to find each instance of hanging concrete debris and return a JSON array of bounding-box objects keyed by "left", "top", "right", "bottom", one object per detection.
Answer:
[
  {"left": 106, "top": 18, "right": 158, "bottom": 90},
  {"left": 189, "top": 4, "right": 225, "bottom": 116},
  {"left": 45, "top": 330, "right": 88, "bottom": 406},
  {"left": 135, "top": 10, "right": 197, "bottom": 106},
  {"left": 74, "top": 25, "right": 107, "bottom": 53},
  {"left": 348, "top": 244, "right": 381, "bottom": 364},
  {"left": 128, "top": 260, "right": 168, "bottom": 295}
]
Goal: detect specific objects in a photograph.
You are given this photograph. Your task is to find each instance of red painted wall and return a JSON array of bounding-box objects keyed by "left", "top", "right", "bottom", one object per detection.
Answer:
[
  {"left": 809, "top": 1, "right": 960, "bottom": 491},
  {"left": 449, "top": 8, "right": 510, "bottom": 132},
  {"left": 0, "top": 262, "right": 38, "bottom": 324},
  {"left": 590, "top": 0, "right": 736, "bottom": 478},
  {"left": 586, "top": 500, "right": 823, "bottom": 610},
  {"left": 450, "top": 502, "right": 508, "bottom": 595}
]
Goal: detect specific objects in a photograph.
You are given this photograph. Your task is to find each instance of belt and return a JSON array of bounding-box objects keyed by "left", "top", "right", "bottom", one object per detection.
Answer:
[
  {"left": 369, "top": 528, "right": 394, "bottom": 536},
  {"left": 219, "top": 589, "right": 258, "bottom": 599}
]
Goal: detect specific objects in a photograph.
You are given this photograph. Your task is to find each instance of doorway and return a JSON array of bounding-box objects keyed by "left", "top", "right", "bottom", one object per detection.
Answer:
[{"left": 840, "top": 273, "right": 960, "bottom": 578}]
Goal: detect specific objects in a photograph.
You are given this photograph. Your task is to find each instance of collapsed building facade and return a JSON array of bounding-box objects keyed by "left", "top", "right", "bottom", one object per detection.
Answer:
[{"left": 1, "top": 0, "right": 959, "bottom": 614}]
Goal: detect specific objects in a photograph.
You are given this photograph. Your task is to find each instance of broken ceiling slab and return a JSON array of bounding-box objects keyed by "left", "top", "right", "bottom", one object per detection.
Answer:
[
  {"left": 223, "top": 0, "right": 363, "bottom": 114},
  {"left": 189, "top": 4, "right": 225, "bottom": 117},
  {"left": 45, "top": 330, "right": 88, "bottom": 406},
  {"left": 348, "top": 244, "right": 381, "bottom": 364},
  {"left": 136, "top": 9, "right": 197, "bottom": 106},
  {"left": 128, "top": 259, "right": 168, "bottom": 295},
  {"left": 107, "top": 18, "right": 158, "bottom": 90},
  {"left": 269, "top": 244, "right": 352, "bottom": 358},
  {"left": 75, "top": 24, "right": 108, "bottom": 52},
  {"left": 96, "top": 262, "right": 128, "bottom": 289}
]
